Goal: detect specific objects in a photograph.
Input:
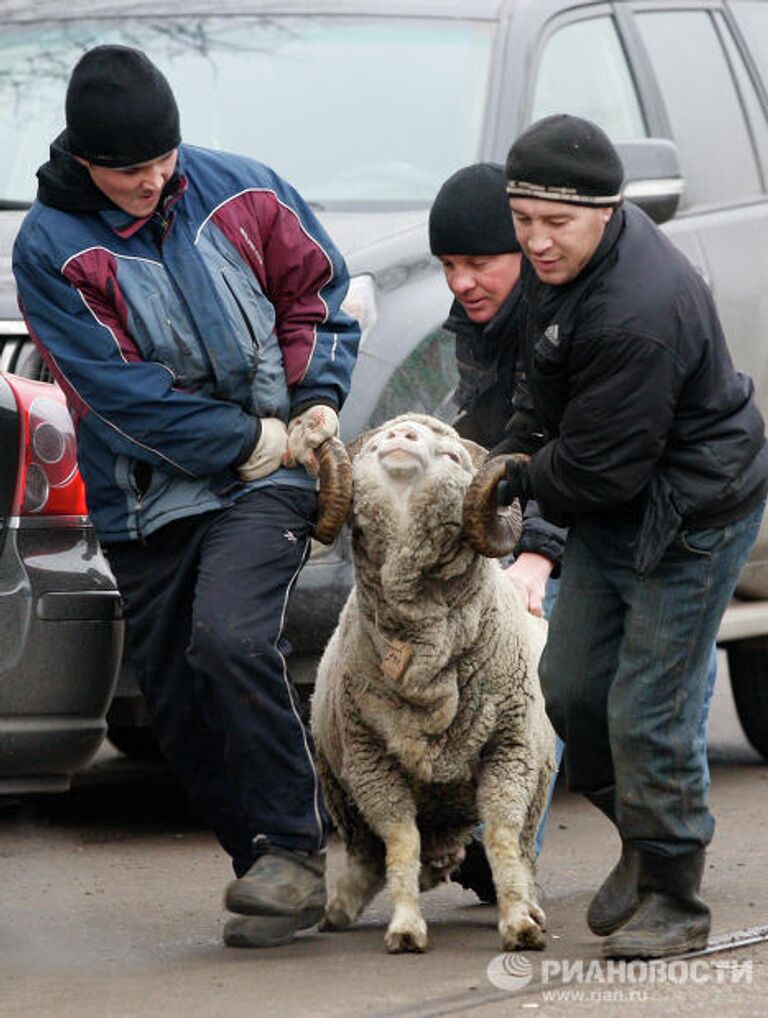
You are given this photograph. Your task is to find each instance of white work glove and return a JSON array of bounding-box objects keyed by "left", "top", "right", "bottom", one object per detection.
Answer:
[
  {"left": 283, "top": 404, "right": 339, "bottom": 475},
  {"left": 238, "top": 418, "right": 289, "bottom": 481}
]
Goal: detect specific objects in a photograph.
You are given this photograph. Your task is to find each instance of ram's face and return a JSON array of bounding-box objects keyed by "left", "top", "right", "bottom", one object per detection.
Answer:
[
  {"left": 349, "top": 417, "right": 476, "bottom": 566},
  {"left": 346, "top": 413, "right": 519, "bottom": 560},
  {"left": 357, "top": 419, "right": 474, "bottom": 486}
]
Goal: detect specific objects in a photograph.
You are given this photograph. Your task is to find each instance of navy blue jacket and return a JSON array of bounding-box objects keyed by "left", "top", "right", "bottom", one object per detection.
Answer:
[{"left": 13, "top": 142, "right": 360, "bottom": 542}]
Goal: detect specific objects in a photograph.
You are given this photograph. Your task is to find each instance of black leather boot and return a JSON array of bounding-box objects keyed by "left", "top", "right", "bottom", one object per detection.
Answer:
[
  {"left": 603, "top": 848, "right": 710, "bottom": 959},
  {"left": 450, "top": 836, "right": 497, "bottom": 904},
  {"left": 584, "top": 787, "right": 640, "bottom": 936}
]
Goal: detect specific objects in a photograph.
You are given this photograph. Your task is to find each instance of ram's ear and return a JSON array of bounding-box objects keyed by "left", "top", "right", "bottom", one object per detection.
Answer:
[
  {"left": 460, "top": 437, "right": 489, "bottom": 471},
  {"left": 346, "top": 427, "right": 379, "bottom": 461}
]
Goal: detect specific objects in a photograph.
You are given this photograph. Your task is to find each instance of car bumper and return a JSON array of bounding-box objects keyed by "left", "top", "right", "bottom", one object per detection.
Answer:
[{"left": 0, "top": 524, "right": 124, "bottom": 793}]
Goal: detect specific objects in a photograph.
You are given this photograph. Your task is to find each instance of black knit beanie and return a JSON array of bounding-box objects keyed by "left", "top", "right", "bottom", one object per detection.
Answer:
[
  {"left": 505, "top": 115, "right": 624, "bottom": 206},
  {"left": 429, "top": 163, "right": 521, "bottom": 256},
  {"left": 65, "top": 46, "right": 181, "bottom": 168}
]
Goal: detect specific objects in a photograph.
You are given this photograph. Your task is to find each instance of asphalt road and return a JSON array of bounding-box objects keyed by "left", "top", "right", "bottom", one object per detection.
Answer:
[{"left": 1, "top": 653, "right": 766, "bottom": 1018}]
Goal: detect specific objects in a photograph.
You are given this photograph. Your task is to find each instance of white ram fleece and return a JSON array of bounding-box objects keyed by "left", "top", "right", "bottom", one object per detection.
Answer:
[{"left": 310, "top": 414, "right": 557, "bottom": 952}]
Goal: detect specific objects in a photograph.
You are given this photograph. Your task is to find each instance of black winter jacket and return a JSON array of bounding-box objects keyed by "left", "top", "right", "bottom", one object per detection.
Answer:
[{"left": 519, "top": 201, "right": 768, "bottom": 574}]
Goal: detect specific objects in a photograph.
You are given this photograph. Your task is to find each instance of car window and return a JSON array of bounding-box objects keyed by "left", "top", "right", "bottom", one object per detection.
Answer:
[
  {"left": 730, "top": 2, "right": 768, "bottom": 95},
  {"left": 715, "top": 10, "right": 768, "bottom": 181},
  {"left": 635, "top": 9, "right": 763, "bottom": 208},
  {"left": 530, "top": 15, "right": 646, "bottom": 140},
  {"left": 0, "top": 15, "right": 495, "bottom": 209},
  {"left": 370, "top": 328, "right": 459, "bottom": 429}
]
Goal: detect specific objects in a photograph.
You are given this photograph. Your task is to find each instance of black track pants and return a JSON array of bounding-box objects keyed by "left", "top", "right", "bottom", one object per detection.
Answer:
[{"left": 105, "top": 485, "right": 328, "bottom": 875}]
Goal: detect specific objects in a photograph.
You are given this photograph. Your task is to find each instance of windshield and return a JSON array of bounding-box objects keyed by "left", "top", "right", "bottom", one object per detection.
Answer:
[{"left": 0, "top": 15, "right": 494, "bottom": 209}]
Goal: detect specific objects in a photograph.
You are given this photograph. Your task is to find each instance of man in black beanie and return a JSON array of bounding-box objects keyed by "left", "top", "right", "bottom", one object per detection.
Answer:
[
  {"left": 429, "top": 163, "right": 565, "bottom": 631},
  {"left": 428, "top": 162, "right": 566, "bottom": 903},
  {"left": 497, "top": 113, "right": 768, "bottom": 959},
  {"left": 13, "top": 45, "right": 361, "bottom": 949}
]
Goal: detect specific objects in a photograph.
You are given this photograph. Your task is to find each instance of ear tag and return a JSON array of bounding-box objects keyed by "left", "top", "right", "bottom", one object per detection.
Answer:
[{"left": 381, "top": 639, "right": 414, "bottom": 681}]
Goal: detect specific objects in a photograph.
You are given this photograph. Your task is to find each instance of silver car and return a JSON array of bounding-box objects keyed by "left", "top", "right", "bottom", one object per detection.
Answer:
[{"left": 1, "top": 0, "right": 768, "bottom": 770}]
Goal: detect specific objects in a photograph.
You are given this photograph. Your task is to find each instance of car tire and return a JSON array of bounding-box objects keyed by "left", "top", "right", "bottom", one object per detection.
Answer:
[
  {"left": 107, "top": 724, "right": 163, "bottom": 761},
  {"left": 726, "top": 638, "right": 768, "bottom": 761},
  {"left": 13, "top": 340, "right": 51, "bottom": 382}
]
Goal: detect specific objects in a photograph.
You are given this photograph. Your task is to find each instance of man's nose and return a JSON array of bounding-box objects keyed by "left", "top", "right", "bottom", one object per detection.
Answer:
[
  {"left": 143, "top": 168, "right": 167, "bottom": 191},
  {"left": 526, "top": 228, "right": 552, "bottom": 255},
  {"left": 450, "top": 269, "right": 475, "bottom": 294}
]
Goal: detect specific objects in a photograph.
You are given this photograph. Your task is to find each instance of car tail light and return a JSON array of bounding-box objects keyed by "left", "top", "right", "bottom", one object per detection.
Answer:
[{"left": 5, "top": 373, "right": 88, "bottom": 517}]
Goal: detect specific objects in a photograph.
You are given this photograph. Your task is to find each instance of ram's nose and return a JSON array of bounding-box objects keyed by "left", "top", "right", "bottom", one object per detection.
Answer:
[
  {"left": 385, "top": 426, "right": 420, "bottom": 443},
  {"left": 378, "top": 430, "right": 427, "bottom": 478}
]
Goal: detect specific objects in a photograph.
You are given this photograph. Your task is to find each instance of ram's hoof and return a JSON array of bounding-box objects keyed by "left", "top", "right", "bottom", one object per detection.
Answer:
[
  {"left": 321, "top": 900, "right": 355, "bottom": 931},
  {"left": 500, "top": 903, "right": 547, "bottom": 951},
  {"left": 384, "top": 919, "right": 429, "bottom": 953}
]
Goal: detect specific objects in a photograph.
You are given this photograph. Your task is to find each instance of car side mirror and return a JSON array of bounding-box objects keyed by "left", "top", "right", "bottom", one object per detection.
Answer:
[{"left": 615, "top": 138, "right": 683, "bottom": 225}]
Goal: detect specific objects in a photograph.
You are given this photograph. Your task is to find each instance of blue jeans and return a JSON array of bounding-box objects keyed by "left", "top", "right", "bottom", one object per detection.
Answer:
[
  {"left": 535, "top": 647, "right": 716, "bottom": 856},
  {"left": 539, "top": 501, "right": 764, "bottom": 856},
  {"left": 482, "top": 574, "right": 717, "bottom": 857}
]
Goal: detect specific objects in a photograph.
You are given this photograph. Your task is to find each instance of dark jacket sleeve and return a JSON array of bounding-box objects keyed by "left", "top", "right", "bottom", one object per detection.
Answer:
[
  {"left": 516, "top": 500, "right": 567, "bottom": 568},
  {"left": 488, "top": 408, "right": 548, "bottom": 458}
]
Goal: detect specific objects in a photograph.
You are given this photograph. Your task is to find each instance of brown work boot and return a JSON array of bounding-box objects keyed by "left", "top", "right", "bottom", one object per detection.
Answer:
[
  {"left": 450, "top": 836, "right": 497, "bottom": 904},
  {"left": 225, "top": 843, "right": 326, "bottom": 918},
  {"left": 603, "top": 849, "right": 710, "bottom": 959}
]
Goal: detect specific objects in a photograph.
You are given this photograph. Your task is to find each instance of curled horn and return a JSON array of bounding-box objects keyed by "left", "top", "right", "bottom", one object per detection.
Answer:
[
  {"left": 314, "top": 426, "right": 380, "bottom": 543},
  {"left": 313, "top": 437, "right": 354, "bottom": 545},
  {"left": 461, "top": 453, "right": 527, "bottom": 558}
]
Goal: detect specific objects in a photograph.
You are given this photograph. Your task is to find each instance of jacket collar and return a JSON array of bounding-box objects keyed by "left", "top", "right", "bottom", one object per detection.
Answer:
[{"left": 37, "top": 131, "right": 115, "bottom": 212}]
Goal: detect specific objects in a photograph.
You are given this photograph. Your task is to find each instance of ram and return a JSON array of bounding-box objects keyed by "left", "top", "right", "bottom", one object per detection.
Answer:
[{"left": 311, "top": 414, "right": 556, "bottom": 953}]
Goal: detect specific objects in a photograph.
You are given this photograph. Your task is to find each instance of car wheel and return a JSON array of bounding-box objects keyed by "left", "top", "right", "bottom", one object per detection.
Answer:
[
  {"left": 726, "top": 638, "right": 768, "bottom": 760},
  {"left": 12, "top": 340, "right": 52, "bottom": 382},
  {"left": 107, "top": 724, "right": 163, "bottom": 761}
]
